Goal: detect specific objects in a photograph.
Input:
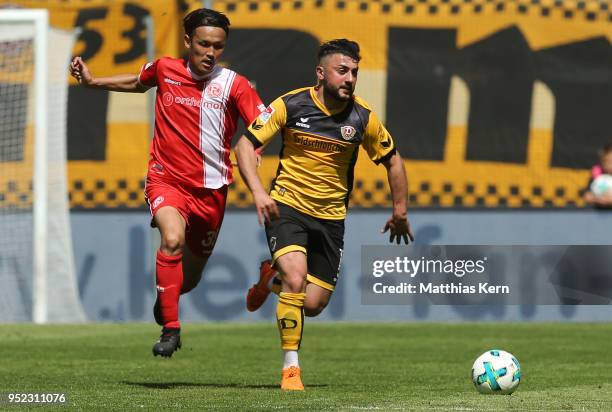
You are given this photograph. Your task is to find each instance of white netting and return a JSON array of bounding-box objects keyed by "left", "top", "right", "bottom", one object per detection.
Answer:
[
  {"left": 0, "top": 11, "right": 86, "bottom": 322},
  {"left": 0, "top": 21, "right": 35, "bottom": 322}
]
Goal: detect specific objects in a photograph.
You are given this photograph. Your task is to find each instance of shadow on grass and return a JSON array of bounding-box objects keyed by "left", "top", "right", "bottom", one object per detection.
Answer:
[{"left": 122, "top": 381, "right": 329, "bottom": 389}]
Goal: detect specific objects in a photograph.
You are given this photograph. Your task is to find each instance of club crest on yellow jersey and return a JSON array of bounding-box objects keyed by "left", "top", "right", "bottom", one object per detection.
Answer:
[{"left": 340, "top": 125, "right": 356, "bottom": 140}]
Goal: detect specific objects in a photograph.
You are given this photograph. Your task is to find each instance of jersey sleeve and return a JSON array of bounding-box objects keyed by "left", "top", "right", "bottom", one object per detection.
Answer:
[
  {"left": 232, "top": 75, "right": 265, "bottom": 125},
  {"left": 362, "top": 110, "right": 396, "bottom": 164},
  {"left": 244, "top": 97, "right": 287, "bottom": 149},
  {"left": 138, "top": 59, "right": 159, "bottom": 87}
]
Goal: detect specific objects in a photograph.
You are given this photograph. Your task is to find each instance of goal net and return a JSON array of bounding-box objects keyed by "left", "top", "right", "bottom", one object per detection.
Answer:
[{"left": 0, "top": 9, "right": 86, "bottom": 323}]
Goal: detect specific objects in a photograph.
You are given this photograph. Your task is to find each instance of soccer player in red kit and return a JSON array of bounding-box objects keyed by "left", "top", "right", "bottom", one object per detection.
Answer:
[{"left": 70, "top": 9, "right": 264, "bottom": 357}]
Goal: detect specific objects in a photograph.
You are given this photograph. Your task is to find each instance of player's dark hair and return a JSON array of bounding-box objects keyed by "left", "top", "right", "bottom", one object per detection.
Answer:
[
  {"left": 600, "top": 144, "right": 612, "bottom": 157},
  {"left": 183, "top": 8, "right": 230, "bottom": 38},
  {"left": 318, "top": 39, "right": 361, "bottom": 62}
]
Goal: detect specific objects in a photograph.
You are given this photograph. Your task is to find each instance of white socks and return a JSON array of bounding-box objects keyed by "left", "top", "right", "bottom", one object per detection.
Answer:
[{"left": 283, "top": 350, "right": 299, "bottom": 369}]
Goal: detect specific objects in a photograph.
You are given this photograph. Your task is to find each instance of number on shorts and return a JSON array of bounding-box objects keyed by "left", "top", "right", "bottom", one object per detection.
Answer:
[{"left": 201, "top": 230, "right": 218, "bottom": 252}]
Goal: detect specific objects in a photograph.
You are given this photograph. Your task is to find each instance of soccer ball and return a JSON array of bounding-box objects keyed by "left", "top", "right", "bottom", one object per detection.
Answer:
[
  {"left": 590, "top": 174, "right": 612, "bottom": 196},
  {"left": 471, "top": 349, "right": 521, "bottom": 395}
]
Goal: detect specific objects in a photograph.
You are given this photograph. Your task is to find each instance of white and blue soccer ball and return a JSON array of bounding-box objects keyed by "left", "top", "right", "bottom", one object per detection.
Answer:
[
  {"left": 471, "top": 349, "right": 521, "bottom": 395},
  {"left": 590, "top": 174, "right": 612, "bottom": 196}
]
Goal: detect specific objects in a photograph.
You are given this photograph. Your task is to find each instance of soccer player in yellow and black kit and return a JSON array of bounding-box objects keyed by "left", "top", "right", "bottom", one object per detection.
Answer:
[{"left": 235, "top": 39, "right": 414, "bottom": 390}]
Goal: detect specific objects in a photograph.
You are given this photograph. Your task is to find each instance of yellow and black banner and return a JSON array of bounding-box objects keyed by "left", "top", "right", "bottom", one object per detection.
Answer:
[
  {"left": 2, "top": 0, "right": 180, "bottom": 209},
  {"left": 220, "top": 0, "right": 612, "bottom": 209},
  {"left": 2, "top": 0, "right": 611, "bottom": 209}
]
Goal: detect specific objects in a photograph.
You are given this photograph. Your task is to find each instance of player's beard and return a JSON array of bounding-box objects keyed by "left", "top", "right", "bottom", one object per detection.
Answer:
[{"left": 324, "top": 82, "right": 353, "bottom": 102}]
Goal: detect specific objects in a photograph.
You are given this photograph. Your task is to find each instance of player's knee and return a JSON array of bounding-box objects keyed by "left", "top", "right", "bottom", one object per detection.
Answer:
[
  {"left": 282, "top": 271, "right": 307, "bottom": 293},
  {"left": 304, "top": 300, "right": 328, "bottom": 317},
  {"left": 160, "top": 233, "right": 184, "bottom": 255}
]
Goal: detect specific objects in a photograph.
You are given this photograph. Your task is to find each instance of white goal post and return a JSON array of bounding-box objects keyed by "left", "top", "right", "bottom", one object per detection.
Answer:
[{"left": 0, "top": 9, "right": 86, "bottom": 323}]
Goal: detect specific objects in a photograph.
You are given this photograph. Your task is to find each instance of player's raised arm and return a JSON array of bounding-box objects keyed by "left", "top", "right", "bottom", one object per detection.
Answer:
[
  {"left": 381, "top": 149, "right": 414, "bottom": 244},
  {"left": 69, "top": 56, "right": 149, "bottom": 93},
  {"left": 235, "top": 136, "right": 278, "bottom": 225}
]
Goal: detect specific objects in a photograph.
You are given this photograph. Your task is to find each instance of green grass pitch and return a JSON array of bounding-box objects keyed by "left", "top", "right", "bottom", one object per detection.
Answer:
[{"left": 3, "top": 323, "right": 612, "bottom": 410}]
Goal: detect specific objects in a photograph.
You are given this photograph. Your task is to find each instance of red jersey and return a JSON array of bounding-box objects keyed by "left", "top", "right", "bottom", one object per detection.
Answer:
[{"left": 138, "top": 57, "right": 264, "bottom": 189}]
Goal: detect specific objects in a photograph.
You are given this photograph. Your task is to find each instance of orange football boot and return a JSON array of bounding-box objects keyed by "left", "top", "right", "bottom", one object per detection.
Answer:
[
  {"left": 246, "top": 260, "right": 277, "bottom": 312},
  {"left": 281, "top": 366, "right": 304, "bottom": 391}
]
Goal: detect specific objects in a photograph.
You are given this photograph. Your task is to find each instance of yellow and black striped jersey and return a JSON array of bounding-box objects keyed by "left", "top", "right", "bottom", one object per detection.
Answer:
[{"left": 245, "top": 86, "right": 396, "bottom": 220}]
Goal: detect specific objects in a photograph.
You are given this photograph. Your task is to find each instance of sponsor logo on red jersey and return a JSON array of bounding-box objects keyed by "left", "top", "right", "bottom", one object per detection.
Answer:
[
  {"left": 163, "top": 92, "right": 174, "bottom": 106},
  {"left": 162, "top": 92, "right": 222, "bottom": 109}
]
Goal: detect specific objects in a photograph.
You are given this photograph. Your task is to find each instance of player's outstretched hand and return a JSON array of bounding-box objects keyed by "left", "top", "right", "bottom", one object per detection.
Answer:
[
  {"left": 253, "top": 191, "right": 279, "bottom": 225},
  {"left": 382, "top": 214, "right": 414, "bottom": 244},
  {"left": 69, "top": 56, "right": 93, "bottom": 86}
]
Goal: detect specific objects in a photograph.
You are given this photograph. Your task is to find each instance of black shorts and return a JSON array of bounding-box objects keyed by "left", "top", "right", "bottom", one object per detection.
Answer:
[{"left": 265, "top": 203, "right": 344, "bottom": 291}]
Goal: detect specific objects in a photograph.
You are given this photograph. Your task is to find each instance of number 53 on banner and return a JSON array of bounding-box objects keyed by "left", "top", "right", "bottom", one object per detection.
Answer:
[{"left": 15, "top": 0, "right": 180, "bottom": 76}]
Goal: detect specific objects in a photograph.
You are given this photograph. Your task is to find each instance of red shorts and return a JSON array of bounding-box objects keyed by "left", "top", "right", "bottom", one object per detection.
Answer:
[{"left": 145, "top": 171, "right": 227, "bottom": 258}]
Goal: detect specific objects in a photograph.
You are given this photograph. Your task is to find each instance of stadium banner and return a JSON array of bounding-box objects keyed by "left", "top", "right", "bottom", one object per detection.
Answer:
[
  {"left": 362, "top": 245, "right": 612, "bottom": 305},
  {"left": 219, "top": 0, "right": 612, "bottom": 209},
  {"left": 2, "top": 0, "right": 611, "bottom": 209},
  {"left": 72, "top": 210, "right": 612, "bottom": 322},
  {"left": 3, "top": 0, "right": 181, "bottom": 209}
]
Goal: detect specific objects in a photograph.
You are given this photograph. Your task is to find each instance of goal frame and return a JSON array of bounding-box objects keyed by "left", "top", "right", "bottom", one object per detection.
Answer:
[{"left": 0, "top": 9, "right": 49, "bottom": 323}]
